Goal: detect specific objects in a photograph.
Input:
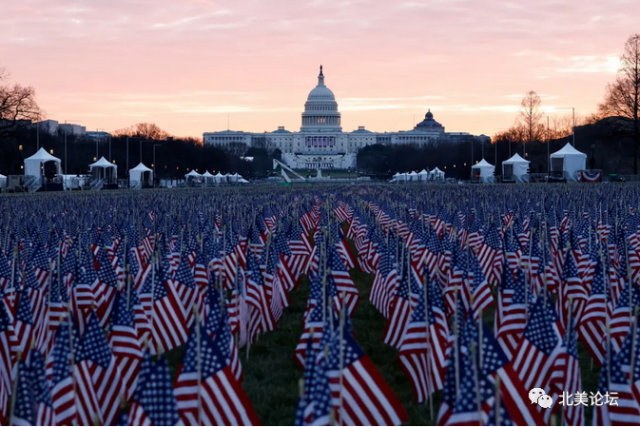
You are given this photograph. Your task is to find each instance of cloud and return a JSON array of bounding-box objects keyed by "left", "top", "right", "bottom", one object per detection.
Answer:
[
  {"left": 555, "top": 55, "right": 620, "bottom": 74},
  {"left": 1, "top": 0, "right": 637, "bottom": 136}
]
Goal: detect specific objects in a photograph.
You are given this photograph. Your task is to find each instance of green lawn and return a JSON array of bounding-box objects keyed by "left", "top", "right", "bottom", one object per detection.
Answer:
[{"left": 165, "top": 236, "right": 603, "bottom": 425}]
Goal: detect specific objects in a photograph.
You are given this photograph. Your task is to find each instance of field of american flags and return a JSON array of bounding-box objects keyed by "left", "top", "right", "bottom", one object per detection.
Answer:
[{"left": 4, "top": 183, "right": 640, "bottom": 426}]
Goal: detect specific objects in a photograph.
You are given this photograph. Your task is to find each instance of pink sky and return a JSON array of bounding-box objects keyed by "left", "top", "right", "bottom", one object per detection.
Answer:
[{"left": 1, "top": 0, "right": 638, "bottom": 138}]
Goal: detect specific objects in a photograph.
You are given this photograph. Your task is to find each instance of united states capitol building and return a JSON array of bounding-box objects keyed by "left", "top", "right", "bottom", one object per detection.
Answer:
[{"left": 203, "top": 66, "right": 489, "bottom": 170}]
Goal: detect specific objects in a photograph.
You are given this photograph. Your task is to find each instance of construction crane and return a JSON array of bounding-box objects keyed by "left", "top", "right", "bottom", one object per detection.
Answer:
[{"left": 273, "top": 159, "right": 310, "bottom": 183}]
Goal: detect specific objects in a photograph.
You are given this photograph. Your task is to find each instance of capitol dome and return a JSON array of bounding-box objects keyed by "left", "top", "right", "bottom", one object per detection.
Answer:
[
  {"left": 301, "top": 65, "right": 342, "bottom": 132},
  {"left": 414, "top": 109, "right": 444, "bottom": 132}
]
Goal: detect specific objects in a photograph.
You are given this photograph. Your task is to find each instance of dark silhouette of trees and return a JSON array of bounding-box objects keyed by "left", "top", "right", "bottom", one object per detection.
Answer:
[
  {"left": 0, "top": 126, "right": 279, "bottom": 180},
  {"left": 0, "top": 66, "right": 42, "bottom": 140},
  {"left": 113, "top": 123, "right": 170, "bottom": 141},
  {"left": 599, "top": 34, "right": 640, "bottom": 173},
  {"left": 518, "top": 90, "right": 544, "bottom": 153}
]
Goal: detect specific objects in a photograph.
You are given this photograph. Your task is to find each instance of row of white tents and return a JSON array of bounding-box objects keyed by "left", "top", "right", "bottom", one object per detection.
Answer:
[
  {"left": 184, "top": 169, "right": 249, "bottom": 184},
  {"left": 388, "top": 143, "right": 588, "bottom": 184},
  {"left": 472, "top": 143, "right": 588, "bottom": 183},
  {"left": 12, "top": 148, "right": 249, "bottom": 190},
  {"left": 390, "top": 168, "right": 446, "bottom": 182}
]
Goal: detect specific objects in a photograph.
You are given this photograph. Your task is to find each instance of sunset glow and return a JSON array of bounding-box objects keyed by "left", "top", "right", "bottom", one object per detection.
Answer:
[{"left": 1, "top": 0, "right": 638, "bottom": 137}]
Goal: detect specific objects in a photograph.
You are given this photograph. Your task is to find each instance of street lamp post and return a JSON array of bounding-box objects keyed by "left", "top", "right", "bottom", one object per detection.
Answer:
[
  {"left": 64, "top": 128, "right": 68, "bottom": 175},
  {"left": 153, "top": 144, "right": 161, "bottom": 188},
  {"left": 546, "top": 116, "right": 550, "bottom": 174}
]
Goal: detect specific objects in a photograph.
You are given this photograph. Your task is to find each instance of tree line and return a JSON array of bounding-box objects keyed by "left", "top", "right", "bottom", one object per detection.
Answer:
[
  {"left": 0, "top": 124, "right": 277, "bottom": 180},
  {"left": 493, "top": 34, "right": 640, "bottom": 174}
]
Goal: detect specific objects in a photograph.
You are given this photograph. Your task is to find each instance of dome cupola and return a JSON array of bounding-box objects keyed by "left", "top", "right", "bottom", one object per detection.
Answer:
[{"left": 301, "top": 65, "right": 342, "bottom": 132}]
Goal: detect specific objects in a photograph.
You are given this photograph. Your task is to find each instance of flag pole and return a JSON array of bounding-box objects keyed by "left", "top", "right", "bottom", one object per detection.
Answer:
[
  {"left": 454, "top": 283, "right": 460, "bottom": 394},
  {"left": 470, "top": 341, "right": 481, "bottom": 426},
  {"left": 338, "top": 291, "right": 347, "bottom": 426},
  {"left": 195, "top": 304, "right": 202, "bottom": 425},
  {"left": 8, "top": 351, "right": 22, "bottom": 425},
  {"left": 423, "top": 270, "right": 434, "bottom": 417},
  {"left": 630, "top": 306, "right": 639, "bottom": 386},
  {"left": 495, "top": 376, "right": 501, "bottom": 426}
]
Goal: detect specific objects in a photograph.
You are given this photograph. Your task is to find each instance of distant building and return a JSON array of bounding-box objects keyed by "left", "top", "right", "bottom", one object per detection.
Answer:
[
  {"left": 37, "top": 120, "right": 59, "bottom": 135},
  {"left": 204, "top": 66, "right": 489, "bottom": 169},
  {"left": 85, "top": 131, "right": 111, "bottom": 141},
  {"left": 58, "top": 123, "right": 86, "bottom": 136}
]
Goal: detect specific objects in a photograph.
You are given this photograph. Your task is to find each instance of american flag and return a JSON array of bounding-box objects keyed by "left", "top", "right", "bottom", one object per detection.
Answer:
[
  {"left": 477, "top": 224, "right": 503, "bottom": 287},
  {"left": 370, "top": 245, "right": 395, "bottom": 317},
  {"left": 11, "top": 290, "right": 34, "bottom": 355},
  {"left": 327, "top": 247, "right": 359, "bottom": 316},
  {"left": 577, "top": 258, "right": 610, "bottom": 366},
  {"left": 469, "top": 254, "right": 493, "bottom": 320},
  {"left": 561, "top": 315, "right": 584, "bottom": 426},
  {"left": 509, "top": 297, "right": 564, "bottom": 398},
  {"left": 607, "top": 351, "right": 640, "bottom": 424},
  {"left": 150, "top": 263, "right": 188, "bottom": 354},
  {"left": 495, "top": 269, "right": 528, "bottom": 359},
  {"left": 593, "top": 353, "right": 613, "bottom": 425},
  {"left": 11, "top": 360, "right": 38, "bottom": 425},
  {"left": 325, "top": 325, "right": 408, "bottom": 425},
  {"left": 398, "top": 275, "right": 448, "bottom": 403},
  {"left": 27, "top": 350, "right": 54, "bottom": 426},
  {"left": 172, "top": 252, "right": 200, "bottom": 327},
  {"left": 0, "top": 298, "right": 12, "bottom": 424},
  {"left": 608, "top": 277, "right": 640, "bottom": 352},
  {"left": 310, "top": 352, "right": 333, "bottom": 426},
  {"left": 109, "top": 291, "right": 142, "bottom": 402},
  {"left": 383, "top": 258, "right": 413, "bottom": 348},
  {"left": 128, "top": 352, "right": 181, "bottom": 426},
  {"left": 47, "top": 316, "right": 77, "bottom": 426},
  {"left": 205, "top": 289, "right": 242, "bottom": 382},
  {"left": 74, "top": 311, "right": 124, "bottom": 425},
  {"left": 447, "top": 349, "right": 483, "bottom": 426},
  {"left": 295, "top": 333, "right": 317, "bottom": 426},
  {"left": 559, "top": 246, "right": 588, "bottom": 327},
  {"left": 246, "top": 251, "right": 275, "bottom": 342},
  {"left": 295, "top": 302, "right": 325, "bottom": 370},
  {"left": 174, "top": 326, "right": 260, "bottom": 425}
]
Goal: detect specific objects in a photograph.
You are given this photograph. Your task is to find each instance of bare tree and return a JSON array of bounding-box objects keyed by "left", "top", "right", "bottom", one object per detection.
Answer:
[
  {"left": 0, "top": 67, "right": 43, "bottom": 140},
  {"left": 113, "top": 123, "right": 170, "bottom": 140},
  {"left": 518, "top": 90, "right": 545, "bottom": 147},
  {"left": 548, "top": 114, "right": 600, "bottom": 139},
  {"left": 599, "top": 34, "right": 640, "bottom": 174}
]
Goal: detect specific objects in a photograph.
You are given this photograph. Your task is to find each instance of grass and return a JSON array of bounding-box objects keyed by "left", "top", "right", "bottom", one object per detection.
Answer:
[{"left": 163, "top": 236, "right": 604, "bottom": 425}]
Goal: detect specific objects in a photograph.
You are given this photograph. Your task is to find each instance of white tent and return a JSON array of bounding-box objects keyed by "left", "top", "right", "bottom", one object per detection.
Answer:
[
  {"left": 129, "top": 163, "right": 153, "bottom": 188},
  {"left": 185, "top": 170, "right": 203, "bottom": 186},
  {"left": 502, "top": 153, "right": 530, "bottom": 182},
  {"left": 408, "top": 171, "right": 419, "bottom": 182},
  {"left": 472, "top": 159, "right": 495, "bottom": 183},
  {"left": 417, "top": 169, "right": 429, "bottom": 181},
  {"left": 202, "top": 171, "right": 215, "bottom": 185},
  {"left": 89, "top": 157, "right": 118, "bottom": 183},
  {"left": 430, "top": 167, "right": 445, "bottom": 181},
  {"left": 550, "top": 143, "right": 587, "bottom": 181},
  {"left": 394, "top": 173, "right": 408, "bottom": 182},
  {"left": 229, "top": 173, "right": 240, "bottom": 182},
  {"left": 24, "top": 148, "right": 62, "bottom": 178},
  {"left": 214, "top": 172, "right": 226, "bottom": 183},
  {"left": 238, "top": 178, "right": 249, "bottom": 184},
  {"left": 0, "top": 174, "right": 6, "bottom": 191}
]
